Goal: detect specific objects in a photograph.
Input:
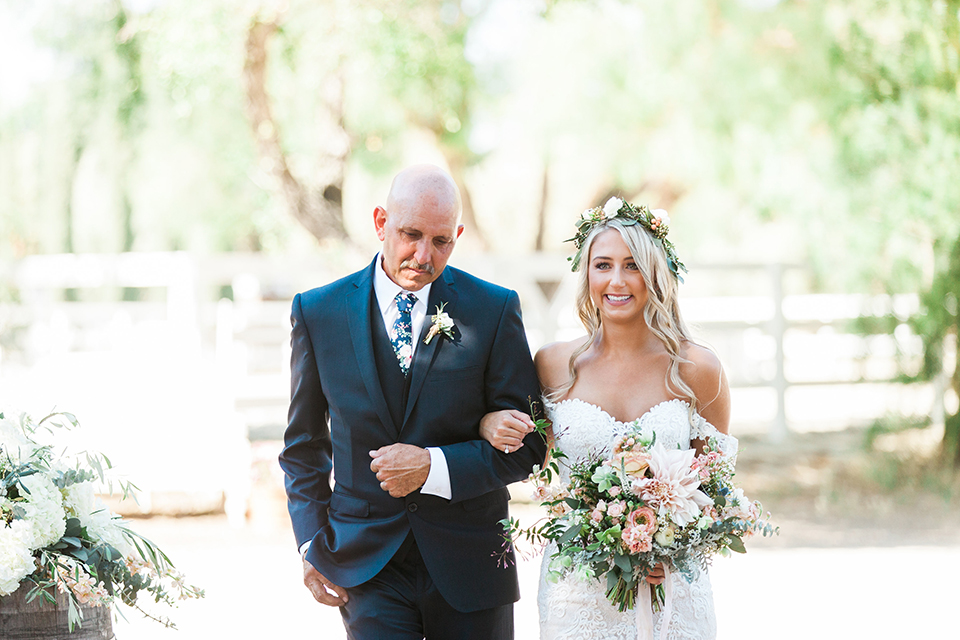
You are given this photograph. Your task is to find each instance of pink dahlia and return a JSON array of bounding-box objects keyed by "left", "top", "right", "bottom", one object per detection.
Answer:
[{"left": 636, "top": 443, "right": 713, "bottom": 527}]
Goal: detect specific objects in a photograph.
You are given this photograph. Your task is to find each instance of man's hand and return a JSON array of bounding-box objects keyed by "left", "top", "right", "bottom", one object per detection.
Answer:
[
  {"left": 369, "top": 444, "right": 430, "bottom": 497},
  {"left": 479, "top": 409, "right": 536, "bottom": 454},
  {"left": 303, "top": 557, "right": 349, "bottom": 607}
]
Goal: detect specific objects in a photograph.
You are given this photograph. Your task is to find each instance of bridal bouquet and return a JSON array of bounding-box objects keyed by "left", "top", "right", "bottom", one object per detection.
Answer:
[
  {"left": 0, "top": 408, "right": 203, "bottom": 630},
  {"left": 503, "top": 422, "right": 777, "bottom": 612}
]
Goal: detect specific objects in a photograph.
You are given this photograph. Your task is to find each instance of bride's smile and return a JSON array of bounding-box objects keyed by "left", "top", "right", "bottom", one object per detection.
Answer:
[{"left": 589, "top": 229, "right": 649, "bottom": 319}]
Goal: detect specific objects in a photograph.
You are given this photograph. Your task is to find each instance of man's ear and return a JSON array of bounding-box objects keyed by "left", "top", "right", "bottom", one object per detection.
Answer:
[
  {"left": 373, "top": 207, "right": 388, "bottom": 241},
  {"left": 456, "top": 224, "right": 464, "bottom": 239}
]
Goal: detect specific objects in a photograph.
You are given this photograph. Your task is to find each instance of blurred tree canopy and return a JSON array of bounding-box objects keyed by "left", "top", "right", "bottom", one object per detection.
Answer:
[
  {"left": 806, "top": 0, "right": 960, "bottom": 461},
  {"left": 0, "top": 0, "right": 493, "bottom": 254},
  {"left": 1, "top": 0, "right": 955, "bottom": 264}
]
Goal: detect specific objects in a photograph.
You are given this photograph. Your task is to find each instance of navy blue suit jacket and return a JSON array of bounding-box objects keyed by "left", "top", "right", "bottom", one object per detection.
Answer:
[{"left": 280, "top": 257, "right": 545, "bottom": 612}]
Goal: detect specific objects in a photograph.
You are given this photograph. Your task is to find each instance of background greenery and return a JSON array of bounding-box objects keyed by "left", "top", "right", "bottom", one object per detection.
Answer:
[{"left": 1, "top": 0, "right": 958, "bottom": 458}]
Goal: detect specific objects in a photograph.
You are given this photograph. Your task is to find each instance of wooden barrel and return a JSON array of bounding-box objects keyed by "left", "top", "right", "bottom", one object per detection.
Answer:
[{"left": 0, "top": 583, "right": 113, "bottom": 639}]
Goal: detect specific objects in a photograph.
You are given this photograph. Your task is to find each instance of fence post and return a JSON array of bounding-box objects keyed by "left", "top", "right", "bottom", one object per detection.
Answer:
[{"left": 769, "top": 263, "right": 789, "bottom": 442}]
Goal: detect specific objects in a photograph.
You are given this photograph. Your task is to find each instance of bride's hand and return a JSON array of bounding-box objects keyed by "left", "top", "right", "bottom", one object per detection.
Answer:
[
  {"left": 479, "top": 409, "right": 535, "bottom": 454},
  {"left": 645, "top": 563, "right": 665, "bottom": 585}
]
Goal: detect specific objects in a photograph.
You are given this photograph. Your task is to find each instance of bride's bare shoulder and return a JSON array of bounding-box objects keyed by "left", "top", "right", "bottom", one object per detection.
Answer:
[
  {"left": 680, "top": 341, "right": 721, "bottom": 371},
  {"left": 535, "top": 337, "right": 589, "bottom": 391},
  {"left": 679, "top": 342, "right": 724, "bottom": 394},
  {"left": 679, "top": 342, "right": 730, "bottom": 430}
]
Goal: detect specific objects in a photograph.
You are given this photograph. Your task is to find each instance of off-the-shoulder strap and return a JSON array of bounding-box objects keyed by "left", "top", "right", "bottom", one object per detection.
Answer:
[{"left": 691, "top": 414, "right": 739, "bottom": 462}]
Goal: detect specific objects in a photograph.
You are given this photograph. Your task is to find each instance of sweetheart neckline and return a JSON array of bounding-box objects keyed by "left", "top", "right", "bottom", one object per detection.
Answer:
[{"left": 546, "top": 397, "right": 690, "bottom": 426}]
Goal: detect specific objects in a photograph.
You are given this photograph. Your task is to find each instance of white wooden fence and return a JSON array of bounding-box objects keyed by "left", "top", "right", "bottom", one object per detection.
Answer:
[{"left": 0, "top": 252, "right": 949, "bottom": 511}]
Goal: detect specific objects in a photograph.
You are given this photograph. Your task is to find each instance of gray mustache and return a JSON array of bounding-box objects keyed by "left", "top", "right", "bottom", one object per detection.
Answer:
[{"left": 400, "top": 259, "right": 435, "bottom": 275}]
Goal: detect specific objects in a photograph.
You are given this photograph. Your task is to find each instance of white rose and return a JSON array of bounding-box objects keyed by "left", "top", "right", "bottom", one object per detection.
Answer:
[
  {"left": 654, "top": 524, "right": 676, "bottom": 547},
  {"left": 603, "top": 197, "right": 624, "bottom": 217},
  {"left": 651, "top": 209, "right": 670, "bottom": 226}
]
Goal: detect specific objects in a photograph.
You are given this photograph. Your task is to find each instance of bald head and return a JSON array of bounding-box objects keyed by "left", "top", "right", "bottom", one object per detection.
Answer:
[
  {"left": 386, "top": 164, "right": 462, "bottom": 222},
  {"left": 373, "top": 164, "right": 465, "bottom": 291}
]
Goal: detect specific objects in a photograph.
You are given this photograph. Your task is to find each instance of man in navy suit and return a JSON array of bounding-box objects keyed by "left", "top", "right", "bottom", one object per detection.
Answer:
[{"left": 280, "top": 164, "right": 546, "bottom": 639}]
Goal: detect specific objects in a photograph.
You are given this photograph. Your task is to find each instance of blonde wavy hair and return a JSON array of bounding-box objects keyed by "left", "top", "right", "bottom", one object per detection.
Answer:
[{"left": 548, "top": 218, "right": 700, "bottom": 415}]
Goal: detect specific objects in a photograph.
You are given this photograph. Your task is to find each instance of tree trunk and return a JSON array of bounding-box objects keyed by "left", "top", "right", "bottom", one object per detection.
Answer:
[
  {"left": 946, "top": 327, "right": 960, "bottom": 466},
  {"left": 113, "top": 2, "right": 144, "bottom": 300},
  {"left": 63, "top": 139, "right": 83, "bottom": 302},
  {"left": 928, "top": 234, "right": 960, "bottom": 467},
  {"left": 945, "top": 411, "right": 960, "bottom": 467},
  {"left": 242, "top": 15, "right": 348, "bottom": 243},
  {"left": 444, "top": 153, "right": 487, "bottom": 250},
  {"left": 534, "top": 163, "right": 549, "bottom": 252}
]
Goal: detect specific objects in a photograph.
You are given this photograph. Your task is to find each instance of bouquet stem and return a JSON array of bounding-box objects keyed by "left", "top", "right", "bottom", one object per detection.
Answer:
[
  {"left": 605, "top": 575, "right": 665, "bottom": 613},
  {"left": 605, "top": 576, "right": 635, "bottom": 612}
]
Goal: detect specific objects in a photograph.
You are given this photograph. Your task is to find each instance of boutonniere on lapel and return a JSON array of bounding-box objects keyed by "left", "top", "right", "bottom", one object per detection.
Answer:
[{"left": 424, "top": 302, "right": 456, "bottom": 345}]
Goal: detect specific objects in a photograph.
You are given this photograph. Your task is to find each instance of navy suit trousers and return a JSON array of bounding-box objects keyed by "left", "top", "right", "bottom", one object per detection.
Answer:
[{"left": 339, "top": 533, "right": 513, "bottom": 640}]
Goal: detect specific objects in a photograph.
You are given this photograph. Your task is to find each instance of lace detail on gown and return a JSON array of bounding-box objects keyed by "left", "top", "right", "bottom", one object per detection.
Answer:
[
  {"left": 537, "top": 399, "right": 731, "bottom": 640},
  {"left": 690, "top": 413, "right": 739, "bottom": 464}
]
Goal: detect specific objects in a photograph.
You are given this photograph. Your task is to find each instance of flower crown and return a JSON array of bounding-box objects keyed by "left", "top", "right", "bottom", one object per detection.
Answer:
[{"left": 566, "top": 197, "right": 687, "bottom": 282}]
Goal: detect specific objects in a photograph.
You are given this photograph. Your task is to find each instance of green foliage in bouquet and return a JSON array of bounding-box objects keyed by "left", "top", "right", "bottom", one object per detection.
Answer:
[
  {"left": 502, "top": 420, "right": 778, "bottom": 612},
  {"left": 0, "top": 409, "right": 203, "bottom": 630}
]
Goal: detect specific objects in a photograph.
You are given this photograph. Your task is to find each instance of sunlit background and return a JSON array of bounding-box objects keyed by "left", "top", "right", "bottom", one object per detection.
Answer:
[{"left": 2, "top": 0, "right": 959, "bottom": 638}]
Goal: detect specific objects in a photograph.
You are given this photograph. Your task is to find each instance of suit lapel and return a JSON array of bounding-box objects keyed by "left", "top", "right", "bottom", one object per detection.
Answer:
[
  {"left": 402, "top": 268, "right": 459, "bottom": 429},
  {"left": 346, "top": 258, "right": 400, "bottom": 436}
]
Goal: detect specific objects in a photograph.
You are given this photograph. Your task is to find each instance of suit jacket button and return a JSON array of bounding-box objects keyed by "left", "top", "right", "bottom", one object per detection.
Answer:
[{"left": 407, "top": 503, "right": 418, "bottom": 513}]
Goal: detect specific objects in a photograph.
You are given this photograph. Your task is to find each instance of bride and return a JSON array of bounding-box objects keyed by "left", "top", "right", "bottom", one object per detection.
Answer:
[{"left": 481, "top": 199, "right": 736, "bottom": 639}]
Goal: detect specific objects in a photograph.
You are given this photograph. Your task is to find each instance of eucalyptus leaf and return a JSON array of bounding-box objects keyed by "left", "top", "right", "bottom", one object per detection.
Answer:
[
  {"left": 69, "top": 548, "right": 90, "bottom": 563},
  {"left": 607, "top": 570, "right": 620, "bottom": 592},
  {"left": 557, "top": 523, "right": 582, "bottom": 545},
  {"left": 727, "top": 535, "right": 747, "bottom": 554},
  {"left": 64, "top": 517, "right": 83, "bottom": 538}
]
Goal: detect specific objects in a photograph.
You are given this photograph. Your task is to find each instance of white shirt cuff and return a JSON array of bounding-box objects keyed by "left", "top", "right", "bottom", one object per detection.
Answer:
[
  {"left": 299, "top": 540, "right": 311, "bottom": 558},
  {"left": 420, "top": 447, "right": 452, "bottom": 500}
]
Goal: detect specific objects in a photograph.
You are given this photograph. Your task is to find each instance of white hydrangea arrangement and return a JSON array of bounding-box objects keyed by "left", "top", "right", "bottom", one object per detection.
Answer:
[{"left": 0, "top": 409, "right": 203, "bottom": 630}]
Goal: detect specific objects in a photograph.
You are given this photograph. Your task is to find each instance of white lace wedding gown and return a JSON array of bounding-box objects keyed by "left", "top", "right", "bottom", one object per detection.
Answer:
[{"left": 537, "top": 398, "right": 738, "bottom": 640}]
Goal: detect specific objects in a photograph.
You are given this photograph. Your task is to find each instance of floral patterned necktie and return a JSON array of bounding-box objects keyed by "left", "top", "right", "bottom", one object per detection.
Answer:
[{"left": 390, "top": 292, "right": 417, "bottom": 376}]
